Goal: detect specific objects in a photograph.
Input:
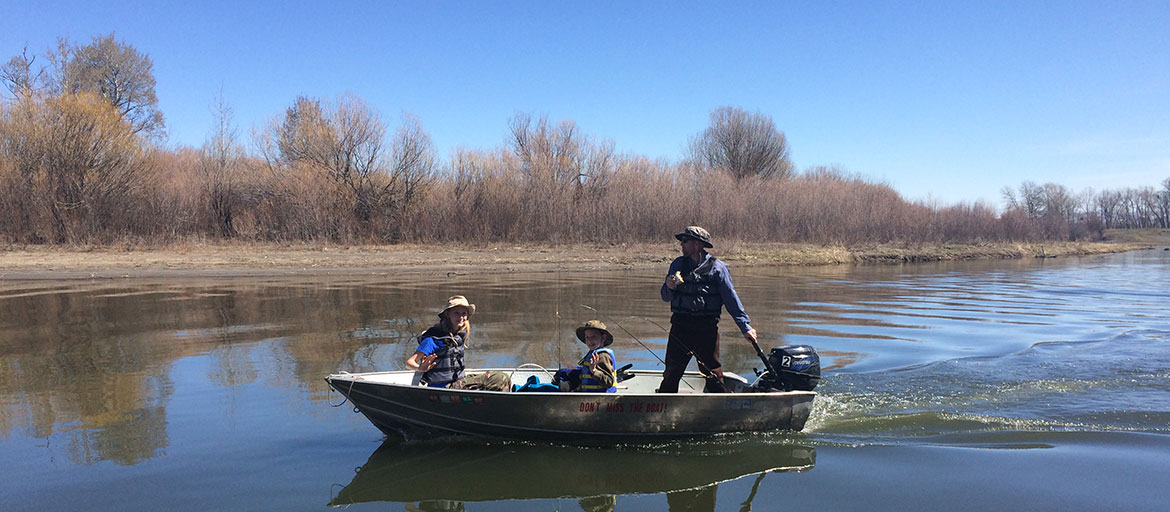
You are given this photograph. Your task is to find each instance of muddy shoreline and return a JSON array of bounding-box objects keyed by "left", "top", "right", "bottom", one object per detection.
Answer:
[{"left": 0, "top": 241, "right": 1153, "bottom": 280}]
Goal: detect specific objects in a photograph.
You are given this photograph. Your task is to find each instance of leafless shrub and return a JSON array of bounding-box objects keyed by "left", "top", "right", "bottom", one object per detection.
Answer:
[
  {"left": 254, "top": 94, "right": 440, "bottom": 242},
  {"left": 504, "top": 113, "right": 618, "bottom": 241},
  {"left": 0, "top": 92, "right": 155, "bottom": 243},
  {"left": 6, "top": 68, "right": 1168, "bottom": 246},
  {"left": 199, "top": 91, "right": 244, "bottom": 237},
  {"left": 687, "top": 106, "right": 794, "bottom": 181}
]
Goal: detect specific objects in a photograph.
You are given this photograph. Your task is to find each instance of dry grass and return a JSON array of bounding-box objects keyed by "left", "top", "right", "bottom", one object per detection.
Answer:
[
  {"left": 0, "top": 240, "right": 1147, "bottom": 280},
  {"left": 1102, "top": 228, "right": 1170, "bottom": 244}
]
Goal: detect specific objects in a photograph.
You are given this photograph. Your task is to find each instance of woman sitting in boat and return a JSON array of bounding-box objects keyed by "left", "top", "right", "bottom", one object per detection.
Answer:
[
  {"left": 554, "top": 320, "right": 618, "bottom": 392},
  {"left": 405, "top": 295, "right": 511, "bottom": 391}
]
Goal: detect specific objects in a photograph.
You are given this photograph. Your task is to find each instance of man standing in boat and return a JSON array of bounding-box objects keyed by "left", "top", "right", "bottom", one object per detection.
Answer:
[{"left": 660, "top": 226, "right": 758, "bottom": 393}]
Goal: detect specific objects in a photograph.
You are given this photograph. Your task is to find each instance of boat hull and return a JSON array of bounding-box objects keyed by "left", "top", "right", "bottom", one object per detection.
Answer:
[{"left": 326, "top": 369, "right": 816, "bottom": 441}]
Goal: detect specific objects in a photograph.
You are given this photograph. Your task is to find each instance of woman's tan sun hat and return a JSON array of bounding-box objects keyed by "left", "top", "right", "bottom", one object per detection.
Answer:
[
  {"left": 437, "top": 295, "right": 476, "bottom": 318},
  {"left": 575, "top": 319, "right": 614, "bottom": 347}
]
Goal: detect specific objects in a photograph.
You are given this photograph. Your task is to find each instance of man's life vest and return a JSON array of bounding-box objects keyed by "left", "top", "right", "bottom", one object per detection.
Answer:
[
  {"left": 670, "top": 254, "right": 723, "bottom": 316},
  {"left": 418, "top": 323, "right": 466, "bottom": 387},
  {"left": 576, "top": 348, "right": 617, "bottom": 392}
]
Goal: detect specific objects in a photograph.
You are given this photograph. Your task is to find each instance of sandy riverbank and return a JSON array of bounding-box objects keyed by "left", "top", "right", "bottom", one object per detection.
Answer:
[{"left": 0, "top": 239, "right": 1159, "bottom": 280}]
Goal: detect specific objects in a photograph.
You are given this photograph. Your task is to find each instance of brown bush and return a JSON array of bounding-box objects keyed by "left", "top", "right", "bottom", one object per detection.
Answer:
[
  {"left": 0, "top": 92, "right": 157, "bottom": 243},
  {"left": 7, "top": 94, "right": 1161, "bottom": 247}
]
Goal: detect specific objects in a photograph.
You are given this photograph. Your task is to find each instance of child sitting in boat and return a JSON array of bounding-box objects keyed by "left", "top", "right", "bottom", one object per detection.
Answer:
[
  {"left": 405, "top": 295, "right": 511, "bottom": 391},
  {"left": 553, "top": 320, "right": 618, "bottom": 392}
]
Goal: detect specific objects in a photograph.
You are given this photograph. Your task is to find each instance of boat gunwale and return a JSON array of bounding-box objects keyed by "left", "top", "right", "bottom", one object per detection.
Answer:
[{"left": 325, "top": 368, "right": 817, "bottom": 399}]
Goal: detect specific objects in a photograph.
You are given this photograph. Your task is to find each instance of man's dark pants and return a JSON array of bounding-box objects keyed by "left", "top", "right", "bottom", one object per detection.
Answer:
[{"left": 658, "top": 313, "right": 723, "bottom": 393}]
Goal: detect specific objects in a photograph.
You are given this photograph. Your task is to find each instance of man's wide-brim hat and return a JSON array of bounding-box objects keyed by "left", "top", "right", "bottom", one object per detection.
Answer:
[
  {"left": 438, "top": 295, "right": 476, "bottom": 318},
  {"left": 575, "top": 320, "right": 614, "bottom": 347},
  {"left": 675, "top": 225, "right": 713, "bottom": 248}
]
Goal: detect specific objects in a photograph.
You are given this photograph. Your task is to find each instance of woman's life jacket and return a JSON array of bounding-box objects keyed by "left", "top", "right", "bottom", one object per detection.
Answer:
[
  {"left": 670, "top": 254, "right": 724, "bottom": 316},
  {"left": 418, "top": 323, "right": 466, "bottom": 387}
]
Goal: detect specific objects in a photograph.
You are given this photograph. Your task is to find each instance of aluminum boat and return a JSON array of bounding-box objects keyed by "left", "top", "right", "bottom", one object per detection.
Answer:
[{"left": 325, "top": 366, "right": 817, "bottom": 442}]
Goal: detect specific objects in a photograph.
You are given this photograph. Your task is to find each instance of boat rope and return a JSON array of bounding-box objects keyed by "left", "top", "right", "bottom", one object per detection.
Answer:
[{"left": 328, "top": 372, "right": 354, "bottom": 408}]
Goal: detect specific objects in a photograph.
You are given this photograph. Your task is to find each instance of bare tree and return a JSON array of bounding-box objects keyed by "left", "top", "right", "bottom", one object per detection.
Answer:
[
  {"left": 276, "top": 94, "right": 387, "bottom": 226},
  {"left": 1094, "top": 189, "right": 1121, "bottom": 228},
  {"left": 508, "top": 113, "right": 615, "bottom": 195},
  {"left": 1041, "top": 182, "right": 1077, "bottom": 224},
  {"left": 260, "top": 93, "right": 438, "bottom": 239},
  {"left": 509, "top": 113, "right": 583, "bottom": 189},
  {"left": 1, "top": 46, "right": 44, "bottom": 99},
  {"left": 270, "top": 95, "right": 326, "bottom": 166},
  {"left": 1137, "top": 187, "right": 1159, "bottom": 229},
  {"left": 199, "top": 89, "right": 243, "bottom": 237},
  {"left": 1003, "top": 181, "right": 1049, "bottom": 219},
  {"left": 1159, "top": 178, "right": 1170, "bottom": 228},
  {"left": 388, "top": 113, "right": 437, "bottom": 215},
  {"left": 687, "top": 106, "right": 794, "bottom": 180}
]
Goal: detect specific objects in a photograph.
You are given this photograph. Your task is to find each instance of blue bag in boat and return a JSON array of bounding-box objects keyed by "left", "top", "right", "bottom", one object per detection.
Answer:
[{"left": 512, "top": 374, "right": 560, "bottom": 393}]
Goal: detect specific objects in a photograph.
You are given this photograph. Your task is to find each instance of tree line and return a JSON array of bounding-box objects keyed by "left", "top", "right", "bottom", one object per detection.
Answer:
[
  {"left": 1001, "top": 179, "right": 1170, "bottom": 240},
  {"left": 2, "top": 34, "right": 1167, "bottom": 246}
]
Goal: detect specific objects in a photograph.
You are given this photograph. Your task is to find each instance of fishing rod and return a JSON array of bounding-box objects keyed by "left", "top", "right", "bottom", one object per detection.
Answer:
[
  {"left": 579, "top": 304, "right": 700, "bottom": 391},
  {"left": 580, "top": 304, "right": 665, "bottom": 366},
  {"left": 639, "top": 317, "right": 731, "bottom": 393},
  {"left": 645, "top": 316, "right": 811, "bottom": 384}
]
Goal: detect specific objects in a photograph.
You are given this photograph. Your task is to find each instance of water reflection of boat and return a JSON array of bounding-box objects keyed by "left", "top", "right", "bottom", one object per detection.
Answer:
[
  {"left": 328, "top": 439, "right": 815, "bottom": 506},
  {"left": 325, "top": 368, "right": 816, "bottom": 442}
]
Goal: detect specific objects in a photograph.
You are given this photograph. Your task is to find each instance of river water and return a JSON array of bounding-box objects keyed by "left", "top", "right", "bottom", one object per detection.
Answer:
[{"left": 2, "top": 249, "right": 1168, "bottom": 511}]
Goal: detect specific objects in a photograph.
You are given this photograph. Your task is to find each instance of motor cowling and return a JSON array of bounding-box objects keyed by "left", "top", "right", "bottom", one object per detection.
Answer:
[{"left": 758, "top": 345, "right": 820, "bottom": 391}]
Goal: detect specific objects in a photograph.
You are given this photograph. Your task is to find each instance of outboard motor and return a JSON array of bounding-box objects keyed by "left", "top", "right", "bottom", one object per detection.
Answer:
[{"left": 755, "top": 345, "right": 820, "bottom": 391}]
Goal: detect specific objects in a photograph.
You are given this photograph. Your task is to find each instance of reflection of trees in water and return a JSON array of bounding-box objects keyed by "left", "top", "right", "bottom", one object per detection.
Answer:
[
  {"left": 208, "top": 343, "right": 258, "bottom": 388},
  {"left": 0, "top": 286, "right": 186, "bottom": 461},
  {"left": 0, "top": 285, "right": 180, "bottom": 463},
  {"left": 65, "top": 399, "right": 170, "bottom": 465}
]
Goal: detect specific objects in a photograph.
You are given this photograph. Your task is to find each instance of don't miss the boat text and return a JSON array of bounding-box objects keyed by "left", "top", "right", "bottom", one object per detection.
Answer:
[{"left": 579, "top": 401, "right": 668, "bottom": 413}]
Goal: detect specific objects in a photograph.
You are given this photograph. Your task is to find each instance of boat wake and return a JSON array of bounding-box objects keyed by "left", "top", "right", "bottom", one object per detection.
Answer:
[{"left": 802, "top": 329, "right": 1170, "bottom": 447}]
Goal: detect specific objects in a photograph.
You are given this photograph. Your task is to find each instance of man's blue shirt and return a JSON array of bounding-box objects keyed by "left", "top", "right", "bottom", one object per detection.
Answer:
[{"left": 660, "top": 252, "right": 752, "bottom": 334}]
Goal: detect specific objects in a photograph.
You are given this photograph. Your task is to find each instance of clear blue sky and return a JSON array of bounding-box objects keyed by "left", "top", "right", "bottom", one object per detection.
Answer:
[{"left": 3, "top": 1, "right": 1167, "bottom": 206}]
